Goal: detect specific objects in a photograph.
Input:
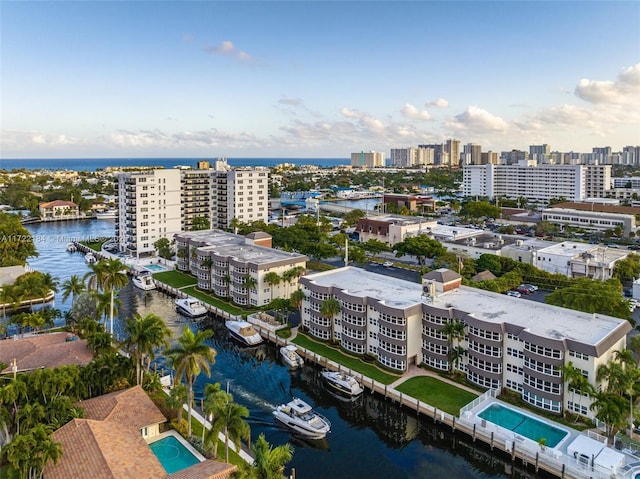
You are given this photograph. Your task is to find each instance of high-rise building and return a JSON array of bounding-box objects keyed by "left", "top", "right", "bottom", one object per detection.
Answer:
[
  {"left": 350, "top": 151, "right": 386, "bottom": 168},
  {"left": 462, "top": 163, "right": 611, "bottom": 203},
  {"left": 390, "top": 148, "right": 417, "bottom": 167},
  {"left": 117, "top": 165, "right": 269, "bottom": 257},
  {"left": 592, "top": 147, "right": 612, "bottom": 164},
  {"left": 462, "top": 143, "right": 482, "bottom": 165},
  {"left": 445, "top": 139, "right": 460, "bottom": 167},
  {"left": 529, "top": 144, "right": 550, "bottom": 164}
]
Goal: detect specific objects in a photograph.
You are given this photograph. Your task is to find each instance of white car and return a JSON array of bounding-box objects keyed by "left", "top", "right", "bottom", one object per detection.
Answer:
[
  {"left": 506, "top": 290, "right": 521, "bottom": 298},
  {"left": 382, "top": 261, "right": 393, "bottom": 268}
]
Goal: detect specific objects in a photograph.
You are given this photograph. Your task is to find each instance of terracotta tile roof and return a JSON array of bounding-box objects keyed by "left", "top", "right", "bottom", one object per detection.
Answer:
[
  {"left": 39, "top": 200, "right": 78, "bottom": 208},
  {"left": 423, "top": 268, "right": 462, "bottom": 284},
  {"left": 0, "top": 332, "right": 93, "bottom": 373},
  {"left": 47, "top": 418, "right": 167, "bottom": 479},
  {"left": 168, "top": 460, "right": 237, "bottom": 479},
  {"left": 79, "top": 385, "right": 166, "bottom": 429}
]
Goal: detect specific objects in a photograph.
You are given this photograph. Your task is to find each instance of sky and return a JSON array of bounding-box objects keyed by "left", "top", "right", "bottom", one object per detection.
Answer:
[{"left": 1, "top": 1, "right": 639, "bottom": 159}]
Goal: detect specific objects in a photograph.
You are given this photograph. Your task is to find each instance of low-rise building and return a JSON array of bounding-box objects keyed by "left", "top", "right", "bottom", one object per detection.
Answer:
[
  {"left": 38, "top": 200, "right": 79, "bottom": 220},
  {"left": 543, "top": 202, "right": 639, "bottom": 236},
  {"left": 175, "top": 230, "right": 307, "bottom": 306},
  {"left": 299, "top": 267, "right": 631, "bottom": 419}
]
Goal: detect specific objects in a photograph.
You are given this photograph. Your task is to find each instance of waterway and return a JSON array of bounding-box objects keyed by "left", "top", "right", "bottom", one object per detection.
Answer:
[{"left": 23, "top": 220, "right": 544, "bottom": 479}]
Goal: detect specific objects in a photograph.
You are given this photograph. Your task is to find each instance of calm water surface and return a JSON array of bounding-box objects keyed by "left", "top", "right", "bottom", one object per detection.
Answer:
[{"left": 23, "top": 220, "right": 542, "bottom": 479}]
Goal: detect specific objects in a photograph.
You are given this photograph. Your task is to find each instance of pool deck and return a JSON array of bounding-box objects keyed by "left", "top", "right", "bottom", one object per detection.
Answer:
[
  {"left": 147, "top": 430, "right": 206, "bottom": 463},
  {"left": 459, "top": 393, "right": 640, "bottom": 479}
]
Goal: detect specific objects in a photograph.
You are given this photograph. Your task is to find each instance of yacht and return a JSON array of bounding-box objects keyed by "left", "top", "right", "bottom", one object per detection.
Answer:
[
  {"left": 94, "top": 209, "right": 117, "bottom": 220},
  {"left": 320, "top": 370, "right": 364, "bottom": 397},
  {"left": 85, "top": 253, "right": 97, "bottom": 264},
  {"left": 280, "top": 345, "right": 304, "bottom": 368},
  {"left": 225, "top": 320, "right": 263, "bottom": 346},
  {"left": 273, "top": 398, "right": 331, "bottom": 439},
  {"left": 66, "top": 243, "right": 77, "bottom": 253},
  {"left": 132, "top": 272, "right": 156, "bottom": 291},
  {"left": 175, "top": 297, "right": 208, "bottom": 318}
]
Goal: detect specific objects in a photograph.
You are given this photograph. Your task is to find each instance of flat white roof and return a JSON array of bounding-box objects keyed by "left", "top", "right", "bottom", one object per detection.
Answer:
[
  {"left": 434, "top": 285, "right": 625, "bottom": 346},
  {"left": 305, "top": 267, "right": 627, "bottom": 346},
  {"left": 538, "top": 241, "right": 594, "bottom": 257}
]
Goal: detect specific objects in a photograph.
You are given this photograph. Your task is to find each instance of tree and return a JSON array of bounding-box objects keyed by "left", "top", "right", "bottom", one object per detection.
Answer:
[
  {"left": 320, "top": 297, "right": 340, "bottom": 342},
  {"left": 561, "top": 361, "right": 593, "bottom": 421},
  {"left": 264, "top": 272, "right": 281, "bottom": 302},
  {"left": 219, "top": 397, "right": 250, "bottom": 463},
  {"left": 100, "top": 258, "right": 128, "bottom": 337},
  {"left": 0, "top": 212, "right": 38, "bottom": 266},
  {"left": 201, "top": 257, "right": 214, "bottom": 290},
  {"left": 589, "top": 391, "right": 628, "bottom": 441},
  {"left": 459, "top": 201, "right": 500, "bottom": 219},
  {"left": 441, "top": 320, "right": 465, "bottom": 374},
  {"left": 360, "top": 239, "right": 391, "bottom": 258},
  {"left": 202, "top": 382, "right": 228, "bottom": 457},
  {"left": 393, "top": 235, "right": 446, "bottom": 265},
  {"left": 165, "top": 383, "right": 188, "bottom": 422},
  {"left": 245, "top": 433, "right": 294, "bottom": 479},
  {"left": 121, "top": 313, "right": 172, "bottom": 386},
  {"left": 165, "top": 326, "right": 216, "bottom": 437},
  {"left": 191, "top": 216, "right": 210, "bottom": 231},
  {"left": 613, "top": 254, "right": 640, "bottom": 283},
  {"left": 343, "top": 209, "right": 365, "bottom": 227},
  {"left": 153, "top": 237, "right": 173, "bottom": 259},
  {"left": 289, "top": 289, "right": 305, "bottom": 312},
  {"left": 244, "top": 274, "right": 257, "bottom": 295},
  {"left": 61, "top": 275, "right": 86, "bottom": 307},
  {"left": 545, "top": 278, "right": 631, "bottom": 321}
]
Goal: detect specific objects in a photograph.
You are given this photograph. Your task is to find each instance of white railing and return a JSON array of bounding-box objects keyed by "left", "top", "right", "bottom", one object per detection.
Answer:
[{"left": 459, "top": 387, "right": 499, "bottom": 417}]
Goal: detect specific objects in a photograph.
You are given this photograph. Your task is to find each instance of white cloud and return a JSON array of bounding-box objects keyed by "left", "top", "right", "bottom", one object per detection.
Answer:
[
  {"left": 446, "top": 106, "right": 509, "bottom": 133},
  {"left": 575, "top": 63, "right": 640, "bottom": 104},
  {"left": 427, "top": 98, "right": 449, "bottom": 108},
  {"left": 401, "top": 103, "right": 431, "bottom": 121},
  {"left": 203, "top": 40, "right": 255, "bottom": 63}
]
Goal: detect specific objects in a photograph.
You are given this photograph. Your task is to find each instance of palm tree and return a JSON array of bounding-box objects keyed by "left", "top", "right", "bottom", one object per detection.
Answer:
[
  {"left": 165, "top": 326, "right": 216, "bottom": 437},
  {"left": 221, "top": 400, "right": 250, "bottom": 463},
  {"left": 289, "top": 288, "right": 305, "bottom": 312},
  {"left": 264, "top": 272, "right": 281, "bottom": 302},
  {"left": 320, "top": 297, "right": 340, "bottom": 342},
  {"left": 202, "top": 383, "right": 229, "bottom": 457},
  {"left": 83, "top": 260, "right": 106, "bottom": 291},
  {"left": 561, "top": 361, "right": 592, "bottom": 421},
  {"left": 442, "top": 319, "right": 465, "bottom": 374},
  {"left": 201, "top": 257, "right": 213, "bottom": 290},
  {"left": 164, "top": 383, "right": 188, "bottom": 422},
  {"left": 589, "top": 391, "right": 628, "bottom": 441},
  {"left": 61, "top": 275, "right": 86, "bottom": 307},
  {"left": 247, "top": 433, "right": 294, "bottom": 479},
  {"left": 101, "top": 258, "right": 128, "bottom": 336},
  {"left": 122, "top": 313, "right": 172, "bottom": 385}
]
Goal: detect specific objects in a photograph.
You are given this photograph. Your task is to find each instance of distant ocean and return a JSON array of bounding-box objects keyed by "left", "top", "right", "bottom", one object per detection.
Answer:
[{"left": 0, "top": 157, "right": 350, "bottom": 172}]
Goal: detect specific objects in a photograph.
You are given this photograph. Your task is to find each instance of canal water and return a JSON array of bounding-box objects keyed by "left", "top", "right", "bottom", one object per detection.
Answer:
[{"left": 23, "top": 220, "right": 543, "bottom": 479}]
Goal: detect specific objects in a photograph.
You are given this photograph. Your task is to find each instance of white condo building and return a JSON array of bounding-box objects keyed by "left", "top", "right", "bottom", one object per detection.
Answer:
[
  {"left": 117, "top": 165, "right": 269, "bottom": 257},
  {"left": 462, "top": 163, "right": 611, "bottom": 203},
  {"left": 299, "top": 267, "right": 631, "bottom": 419}
]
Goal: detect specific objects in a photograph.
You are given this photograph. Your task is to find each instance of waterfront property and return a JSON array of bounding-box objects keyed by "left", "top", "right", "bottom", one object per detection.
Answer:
[
  {"left": 299, "top": 266, "right": 631, "bottom": 419},
  {"left": 149, "top": 432, "right": 202, "bottom": 474},
  {"left": 38, "top": 199, "right": 80, "bottom": 220},
  {"left": 477, "top": 402, "right": 569, "bottom": 448},
  {"left": 44, "top": 386, "right": 237, "bottom": 479},
  {"left": 175, "top": 229, "right": 307, "bottom": 307}
]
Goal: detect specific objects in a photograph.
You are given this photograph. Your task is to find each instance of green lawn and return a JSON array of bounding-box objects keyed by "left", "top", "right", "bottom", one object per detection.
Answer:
[
  {"left": 395, "top": 376, "right": 478, "bottom": 416},
  {"left": 182, "top": 287, "right": 250, "bottom": 316},
  {"left": 80, "top": 237, "right": 110, "bottom": 252},
  {"left": 292, "top": 334, "right": 399, "bottom": 385},
  {"left": 152, "top": 271, "right": 198, "bottom": 289}
]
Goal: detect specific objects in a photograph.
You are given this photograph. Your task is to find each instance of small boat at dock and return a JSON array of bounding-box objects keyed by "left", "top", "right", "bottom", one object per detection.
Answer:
[
  {"left": 273, "top": 398, "right": 331, "bottom": 439},
  {"left": 132, "top": 272, "right": 156, "bottom": 291},
  {"left": 320, "top": 370, "right": 364, "bottom": 397},
  {"left": 280, "top": 345, "right": 304, "bottom": 368},
  {"left": 225, "top": 320, "right": 263, "bottom": 346},
  {"left": 175, "top": 297, "right": 208, "bottom": 318}
]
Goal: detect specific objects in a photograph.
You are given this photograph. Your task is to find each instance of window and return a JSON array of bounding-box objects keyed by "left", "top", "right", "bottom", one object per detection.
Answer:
[
  {"left": 378, "top": 355, "right": 405, "bottom": 371},
  {"left": 523, "top": 390, "right": 561, "bottom": 413},
  {"left": 423, "top": 341, "right": 447, "bottom": 355},
  {"left": 467, "top": 371, "right": 500, "bottom": 389},
  {"left": 468, "top": 341, "right": 502, "bottom": 357},
  {"left": 523, "top": 374, "right": 561, "bottom": 394},
  {"left": 379, "top": 340, "right": 406, "bottom": 356},
  {"left": 468, "top": 326, "right": 502, "bottom": 341},
  {"left": 524, "top": 357, "right": 561, "bottom": 376},
  {"left": 469, "top": 356, "right": 501, "bottom": 373},
  {"left": 379, "top": 326, "right": 406, "bottom": 341},
  {"left": 567, "top": 401, "right": 588, "bottom": 415},
  {"left": 380, "top": 312, "right": 405, "bottom": 326},
  {"left": 505, "top": 379, "right": 523, "bottom": 393},
  {"left": 568, "top": 350, "right": 589, "bottom": 361},
  {"left": 524, "top": 342, "right": 563, "bottom": 359}
]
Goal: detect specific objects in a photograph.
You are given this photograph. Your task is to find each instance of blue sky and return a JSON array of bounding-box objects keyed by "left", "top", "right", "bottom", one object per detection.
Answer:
[{"left": 1, "top": 1, "right": 639, "bottom": 158}]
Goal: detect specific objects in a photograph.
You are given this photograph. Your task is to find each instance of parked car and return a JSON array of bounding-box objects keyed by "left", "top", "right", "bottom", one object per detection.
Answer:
[
  {"left": 382, "top": 261, "right": 393, "bottom": 268},
  {"left": 506, "top": 290, "right": 522, "bottom": 298},
  {"left": 520, "top": 284, "right": 538, "bottom": 293},
  {"left": 515, "top": 286, "right": 532, "bottom": 295}
]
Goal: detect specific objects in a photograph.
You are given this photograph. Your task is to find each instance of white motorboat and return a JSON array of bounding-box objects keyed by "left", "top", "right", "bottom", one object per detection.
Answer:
[
  {"left": 225, "top": 320, "right": 263, "bottom": 346},
  {"left": 273, "top": 398, "right": 331, "bottom": 439},
  {"left": 132, "top": 272, "right": 156, "bottom": 291},
  {"left": 94, "top": 209, "right": 117, "bottom": 220},
  {"left": 320, "top": 370, "right": 364, "bottom": 397},
  {"left": 85, "top": 253, "right": 97, "bottom": 264},
  {"left": 175, "top": 297, "right": 208, "bottom": 318},
  {"left": 66, "top": 243, "right": 77, "bottom": 253},
  {"left": 280, "top": 345, "right": 304, "bottom": 368}
]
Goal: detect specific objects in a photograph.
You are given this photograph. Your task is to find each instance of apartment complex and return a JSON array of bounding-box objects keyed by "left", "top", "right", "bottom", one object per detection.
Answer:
[
  {"left": 116, "top": 165, "right": 269, "bottom": 257},
  {"left": 299, "top": 267, "right": 631, "bottom": 418},
  {"left": 175, "top": 230, "right": 307, "bottom": 307},
  {"left": 350, "top": 151, "right": 386, "bottom": 168},
  {"left": 390, "top": 139, "right": 461, "bottom": 168},
  {"left": 462, "top": 163, "right": 611, "bottom": 204}
]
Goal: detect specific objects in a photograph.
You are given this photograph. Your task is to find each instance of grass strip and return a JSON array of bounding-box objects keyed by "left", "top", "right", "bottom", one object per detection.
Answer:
[
  {"left": 292, "top": 334, "right": 399, "bottom": 385},
  {"left": 394, "top": 376, "right": 477, "bottom": 416},
  {"left": 152, "top": 270, "right": 198, "bottom": 288},
  {"left": 182, "top": 287, "right": 249, "bottom": 316}
]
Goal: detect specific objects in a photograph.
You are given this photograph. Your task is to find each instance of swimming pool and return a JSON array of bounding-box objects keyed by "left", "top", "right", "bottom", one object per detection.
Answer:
[
  {"left": 149, "top": 435, "right": 200, "bottom": 473},
  {"left": 478, "top": 403, "right": 568, "bottom": 448},
  {"left": 145, "top": 264, "right": 166, "bottom": 272}
]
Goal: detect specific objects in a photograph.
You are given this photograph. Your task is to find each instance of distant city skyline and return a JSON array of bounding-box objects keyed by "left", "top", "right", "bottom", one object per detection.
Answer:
[{"left": 1, "top": 1, "right": 639, "bottom": 159}]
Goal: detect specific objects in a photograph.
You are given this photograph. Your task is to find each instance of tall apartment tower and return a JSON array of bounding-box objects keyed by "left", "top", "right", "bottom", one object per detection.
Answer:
[
  {"left": 623, "top": 146, "right": 640, "bottom": 165},
  {"left": 462, "top": 143, "right": 482, "bottom": 166},
  {"left": 592, "top": 147, "right": 612, "bottom": 164},
  {"left": 529, "top": 144, "right": 550, "bottom": 164},
  {"left": 390, "top": 148, "right": 417, "bottom": 167},
  {"left": 116, "top": 169, "right": 183, "bottom": 258},
  {"left": 445, "top": 139, "right": 460, "bottom": 167},
  {"left": 350, "top": 151, "right": 386, "bottom": 168},
  {"left": 117, "top": 166, "right": 269, "bottom": 257}
]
